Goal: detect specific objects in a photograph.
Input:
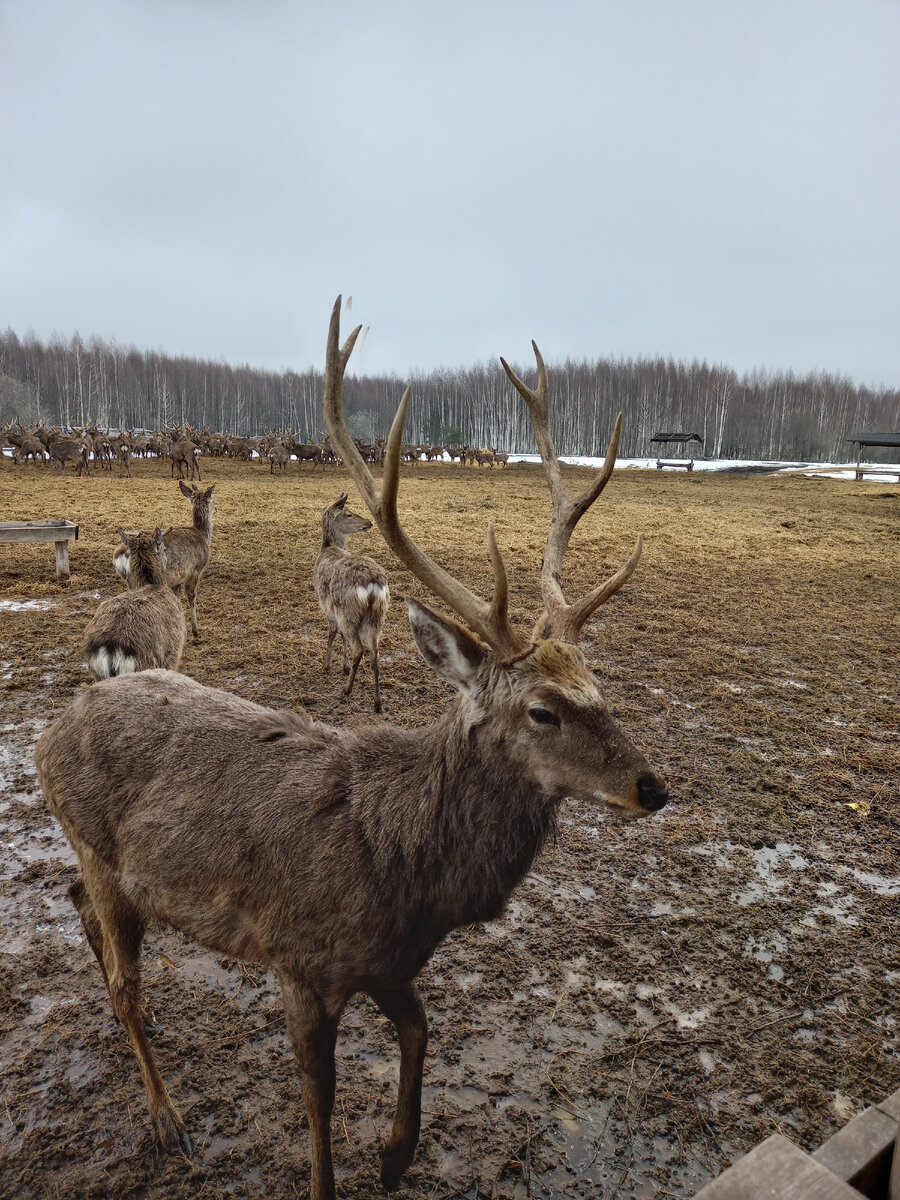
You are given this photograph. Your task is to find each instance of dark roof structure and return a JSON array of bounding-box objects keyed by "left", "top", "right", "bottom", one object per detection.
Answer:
[
  {"left": 846, "top": 432, "right": 900, "bottom": 448},
  {"left": 650, "top": 432, "right": 704, "bottom": 444}
]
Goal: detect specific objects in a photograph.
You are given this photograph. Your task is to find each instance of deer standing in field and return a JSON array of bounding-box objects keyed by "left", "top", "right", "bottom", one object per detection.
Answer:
[
  {"left": 167, "top": 436, "right": 201, "bottom": 480},
  {"left": 113, "top": 481, "right": 216, "bottom": 640},
  {"left": 13, "top": 435, "right": 48, "bottom": 465},
  {"left": 268, "top": 443, "right": 290, "bottom": 473},
  {"left": 35, "top": 297, "right": 668, "bottom": 1200},
  {"left": 314, "top": 493, "right": 390, "bottom": 713},
  {"left": 47, "top": 430, "right": 90, "bottom": 475},
  {"left": 83, "top": 529, "right": 185, "bottom": 679}
]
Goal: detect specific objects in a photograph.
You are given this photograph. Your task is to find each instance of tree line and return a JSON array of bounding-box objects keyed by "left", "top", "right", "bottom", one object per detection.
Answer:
[{"left": 1, "top": 328, "right": 897, "bottom": 462}]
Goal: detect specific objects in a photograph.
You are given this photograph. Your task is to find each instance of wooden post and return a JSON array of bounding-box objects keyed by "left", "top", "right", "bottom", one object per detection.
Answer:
[{"left": 54, "top": 539, "right": 70, "bottom": 580}]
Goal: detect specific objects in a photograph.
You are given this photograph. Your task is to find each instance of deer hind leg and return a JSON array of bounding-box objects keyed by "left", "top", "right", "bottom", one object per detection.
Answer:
[
  {"left": 280, "top": 976, "right": 343, "bottom": 1200},
  {"left": 360, "top": 625, "right": 383, "bottom": 713},
  {"left": 323, "top": 621, "right": 338, "bottom": 673},
  {"left": 369, "top": 984, "right": 428, "bottom": 1191},
  {"left": 184, "top": 578, "right": 201, "bottom": 640},
  {"left": 342, "top": 641, "right": 364, "bottom": 698},
  {"left": 370, "top": 647, "right": 382, "bottom": 713},
  {"left": 81, "top": 856, "right": 191, "bottom": 1154},
  {"left": 68, "top": 875, "right": 110, "bottom": 992}
]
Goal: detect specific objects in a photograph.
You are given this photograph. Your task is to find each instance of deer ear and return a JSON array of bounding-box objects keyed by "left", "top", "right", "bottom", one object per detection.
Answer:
[
  {"left": 178, "top": 480, "right": 192, "bottom": 498},
  {"left": 405, "top": 598, "right": 486, "bottom": 694},
  {"left": 117, "top": 527, "right": 130, "bottom": 548},
  {"left": 151, "top": 527, "right": 165, "bottom": 552}
]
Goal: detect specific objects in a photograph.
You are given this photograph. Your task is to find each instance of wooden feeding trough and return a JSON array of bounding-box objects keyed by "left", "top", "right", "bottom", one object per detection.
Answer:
[
  {"left": 691, "top": 1085, "right": 900, "bottom": 1199},
  {"left": 0, "top": 520, "right": 80, "bottom": 581},
  {"left": 650, "top": 431, "right": 704, "bottom": 471},
  {"left": 846, "top": 433, "right": 900, "bottom": 482}
]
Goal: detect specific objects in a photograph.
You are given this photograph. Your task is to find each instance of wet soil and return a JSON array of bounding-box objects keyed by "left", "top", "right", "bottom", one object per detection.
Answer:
[{"left": 0, "top": 457, "right": 898, "bottom": 1198}]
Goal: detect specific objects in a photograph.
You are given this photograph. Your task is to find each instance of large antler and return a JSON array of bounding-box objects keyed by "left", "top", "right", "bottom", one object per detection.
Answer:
[
  {"left": 500, "top": 342, "right": 642, "bottom": 644},
  {"left": 322, "top": 296, "right": 528, "bottom": 659}
]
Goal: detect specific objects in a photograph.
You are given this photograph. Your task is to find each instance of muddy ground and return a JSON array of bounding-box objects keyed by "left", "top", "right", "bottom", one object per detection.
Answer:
[{"left": 0, "top": 455, "right": 897, "bottom": 1199}]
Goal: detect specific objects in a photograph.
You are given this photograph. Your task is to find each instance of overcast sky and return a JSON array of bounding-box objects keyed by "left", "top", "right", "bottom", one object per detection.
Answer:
[{"left": 2, "top": 0, "right": 898, "bottom": 388}]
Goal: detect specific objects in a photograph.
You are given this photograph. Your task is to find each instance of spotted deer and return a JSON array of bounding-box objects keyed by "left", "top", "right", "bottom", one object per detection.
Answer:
[
  {"left": 314, "top": 493, "right": 390, "bottom": 712},
  {"left": 83, "top": 529, "right": 185, "bottom": 679},
  {"left": 114, "top": 481, "right": 216, "bottom": 639},
  {"left": 35, "top": 297, "right": 667, "bottom": 1200}
]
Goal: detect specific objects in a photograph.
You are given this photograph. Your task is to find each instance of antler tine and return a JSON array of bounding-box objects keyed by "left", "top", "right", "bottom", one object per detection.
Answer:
[
  {"left": 501, "top": 345, "right": 641, "bottom": 643},
  {"left": 322, "top": 297, "right": 526, "bottom": 659}
]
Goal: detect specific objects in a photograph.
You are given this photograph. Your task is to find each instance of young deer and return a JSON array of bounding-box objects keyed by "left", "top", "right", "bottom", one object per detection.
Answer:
[
  {"left": 36, "top": 297, "right": 668, "bottom": 1200},
  {"left": 114, "top": 481, "right": 216, "bottom": 639},
  {"left": 83, "top": 529, "right": 186, "bottom": 679},
  {"left": 314, "top": 493, "right": 390, "bottom": 712}
]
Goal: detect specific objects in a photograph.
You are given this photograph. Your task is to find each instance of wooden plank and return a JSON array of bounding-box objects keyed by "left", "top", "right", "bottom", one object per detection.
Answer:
[
  {"left": 692, "top": 1133, "right": 866, "bottom": 1199},
  {"left": 0, "top": 521, "right": 79, "bottom": 544},
  {"left": 876, "top": 1090, "right": 900, "bottom": 1122},
  {"left": 812, "top": 1104, "right": 897, "bottom": 1195}
]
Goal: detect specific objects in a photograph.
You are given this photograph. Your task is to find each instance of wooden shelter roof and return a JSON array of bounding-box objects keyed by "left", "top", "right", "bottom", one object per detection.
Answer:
[
  {"left": 846, "top": 432, "right": 900, "bottom": 448},
  {"left": 650, "top": 432, "right": 704, "bottom": 444}
]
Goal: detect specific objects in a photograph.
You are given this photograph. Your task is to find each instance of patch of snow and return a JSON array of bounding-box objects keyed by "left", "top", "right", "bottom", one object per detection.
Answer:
[{"left": 0, "top": 599, "right": 55, "bottom": 612}]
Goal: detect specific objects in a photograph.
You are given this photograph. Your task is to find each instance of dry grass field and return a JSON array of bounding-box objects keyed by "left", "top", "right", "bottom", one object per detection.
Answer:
[{"left": 1, "top": 454, "right": 898, "bottom": 1199}]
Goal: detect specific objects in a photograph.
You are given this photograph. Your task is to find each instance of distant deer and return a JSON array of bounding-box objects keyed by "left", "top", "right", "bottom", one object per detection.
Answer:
[
  {"left": 314, "top": 493, "right": 390, "bottom": 712},
  {"left": 474, "top": 448, "right": 495, "bottom": 468},
  {"left": 168, "top": 436, "right": 201, "bottom": 480},
  {"left": 83, "top": 529, "right": 185, "bottom": 679},
  {"left": 13, "top": 435, "right": 48, "bottom": 465},
  {"left": 491, "top": 447, "right": 509, "bottom": 467},
  {"left": 36, "top": 298, "right": 667, "bottom": 1200},
  {"left": 114, "top": 482, "right": 216, "bottom": 640},
  {"left": 47, "top": 431, "right": 90, "bottom": 475},
  {"left": 267, "top": 443, "right": 290, "bottom": 473}
]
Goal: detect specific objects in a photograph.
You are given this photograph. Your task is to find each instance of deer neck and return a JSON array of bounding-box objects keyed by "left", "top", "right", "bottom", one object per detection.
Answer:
[
  {"left": 193, "top": 506, "right": 213, "bottom": 542},
  {"left": 129, "top": 549, "right": 167, "bottom": 587},
  {"left": 354, "top": 703, "right": 557, "bottom": 937},
  {"left": 320, "top": 527, "right": 346, "bottom": 551}
]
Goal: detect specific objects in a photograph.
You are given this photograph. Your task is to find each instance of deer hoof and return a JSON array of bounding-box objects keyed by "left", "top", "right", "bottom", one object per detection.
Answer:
[
  {"left": 379, "top": 1142, "right": 413, "bottom": 1191},
  {"left": 154, "top": 1107, "right": 192, "bottom": 1156}
]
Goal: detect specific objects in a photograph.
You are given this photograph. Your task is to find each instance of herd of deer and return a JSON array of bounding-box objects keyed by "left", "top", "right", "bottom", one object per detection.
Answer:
[
  {"left": 4, "top": 418, "right": 511, "bottom": 478},
  {"left": 34, "top": 299, "right": 668, "bottom": 1200}
]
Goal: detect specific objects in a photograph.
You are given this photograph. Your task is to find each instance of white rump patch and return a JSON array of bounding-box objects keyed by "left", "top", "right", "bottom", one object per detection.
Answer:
[
  {"left": 356, "top": 583, "right": 387, "bottom": 604},
  {"left": 114, "top": 553, "right": 130, "bottom": 580},
  {"left": 90, "top": 648, "right": 137, "bottom": 679}
]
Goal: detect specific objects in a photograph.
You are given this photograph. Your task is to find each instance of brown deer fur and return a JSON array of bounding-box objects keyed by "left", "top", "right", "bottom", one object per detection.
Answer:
[
  {"left": 83, "top": 530, "right": 186, "bottom": 679},
  {"left": 314, "top": 493, "right": 390, "bottom": 713},
  {"left": 36, "top": 299, "right": 668, "bottom": 1200},
  {"left": 113, "top": 482, "right": 216, "bottom": 639}
]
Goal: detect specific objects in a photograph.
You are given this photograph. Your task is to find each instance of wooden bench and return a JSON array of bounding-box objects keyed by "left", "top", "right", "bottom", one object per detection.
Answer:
[
  {"left": 656, "top": 458, "right": 696, "bottom": 471},
  {"left": 853, "top": 466, "right": 900, "bottom": 482},
  {"left": 691, "top": 1086, "right": 900, "bottom": 1199},
  {"left": 0, "top": 520, "right": 80, "bottom": 580}
]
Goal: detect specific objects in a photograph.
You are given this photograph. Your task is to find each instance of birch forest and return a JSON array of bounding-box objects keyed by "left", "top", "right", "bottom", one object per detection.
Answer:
[{"left": 1, "top": 328, "right": 897, "bottom": 461}]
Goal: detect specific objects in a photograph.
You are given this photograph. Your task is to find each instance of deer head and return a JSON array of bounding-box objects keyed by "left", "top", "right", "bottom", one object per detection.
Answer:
[
  {"left": 321, "top": 493, "right": 374, "bottom": 549},
  {"left": 322, "top": 297, "right": 667, "bottom": 818}
]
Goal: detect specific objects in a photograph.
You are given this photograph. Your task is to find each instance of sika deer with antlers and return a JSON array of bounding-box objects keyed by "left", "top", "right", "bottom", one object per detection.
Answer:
[{"left": 35, "top": 298, "right": 667, "bottom": 1200}]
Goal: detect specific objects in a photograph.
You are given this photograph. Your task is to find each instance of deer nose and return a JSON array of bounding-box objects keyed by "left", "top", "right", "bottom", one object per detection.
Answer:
[{"left": 637, "top": 772, "right": 668, "bottom": 812}]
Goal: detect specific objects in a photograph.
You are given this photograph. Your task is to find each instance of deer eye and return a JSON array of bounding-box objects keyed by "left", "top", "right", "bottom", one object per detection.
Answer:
[{"left": 529, "top": 706, "right": 560, "bottom": 728}]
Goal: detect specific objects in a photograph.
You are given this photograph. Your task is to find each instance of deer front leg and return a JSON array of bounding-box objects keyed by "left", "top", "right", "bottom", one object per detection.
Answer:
[
  {"left": 369, "top": 983, "right": 428, "bottom": 1191},
  {"left": 280, "top": 976, "right": 342, "bottom": 1200}
]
